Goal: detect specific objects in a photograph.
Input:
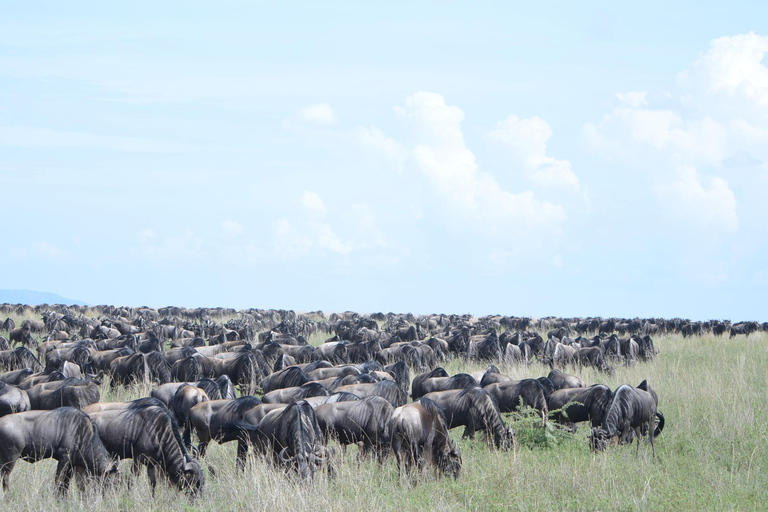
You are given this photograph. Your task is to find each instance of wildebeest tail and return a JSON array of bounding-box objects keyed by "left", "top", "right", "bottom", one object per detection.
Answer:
[
  {"left": 654, "top": 411, "right": 665, "bottom": 437},
  {"left": 219, "top": 420, "right": 259, "bottom": 444},
  {"left": 146, "top": 351, "right": 172, "bottom": 384},
  {"left": 384, "top": 360, "right": 410, "bottom": 394}
]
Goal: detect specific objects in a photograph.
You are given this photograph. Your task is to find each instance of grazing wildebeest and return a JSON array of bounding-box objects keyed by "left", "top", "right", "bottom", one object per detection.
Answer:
[
  {"left": 260, "top": 366, "right": 310, "bottom": 393},
  {"left": 9, "top": 326, "right": 36, "bottom": 349},
  {"left": 547, "top": 369, "right": 584, "bottom": 390},
  {"left": 220, "top": 400, "right": 330, "bottom": 477},
  {"left": 423, "top": 387, "right": 515, "bottom": 449},
  {"left": 333, "top": 379, "right": 408, "bottom": 407},
  {"left": 0, "top": 368, "right": 33, "bottom": 386},
  {"left": 90, "top": 347, "right": 134, "bottom": 374},
  {"left": 484, "top": 379, "right": 550, "bottom": 423},
  {"left": 188, "top": 396, "right": 263, "bottom": 456},
  {"left": 390, "top": 397, "right": 462, "bottom": 479},
  {"left": 262, "top": 382, "right": 329, "bottom": 404},
  {"left": 0, "top": 407, "right": 118, "bottom": 494},
  {"left": 167, "top": 384, "right": 210, "bottom": 449},
  {"left": 109, "top": 352, "right": 171, "bottom": 388},
  {"left": 87, "top": 400, "right": 204, "bottom": 495},
  {"left": 411, "top": 368, "right": 478, "bottom": 399},
  {"left": 0, "top": 347, "right": 43, "bottom": 372},
  {"left": 211, "top": 351, "right": 266, "bottom": 395},
  {"left": 547, "top": 384, "right": 613, "bottom": 430},
  {"left": 27, "top": 377, "right": 100, "bottom": 410},
  {"left": 589, "top": 381, "right": 665, "bottom": 458},
  {"left": 0, "top": 381, "right": 30, "bottom": 417},
  {"left": 315, "top": 396, "right": 394, "bottom": 460},
  {"left": 576, "top": 347, "right": 613, "bottom": 374}
]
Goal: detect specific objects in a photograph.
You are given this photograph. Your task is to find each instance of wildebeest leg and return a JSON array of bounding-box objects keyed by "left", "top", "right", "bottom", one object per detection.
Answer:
[
  {"left": 1, "top": 460, "right": 16, "bottom": 492},
  {"left": 197, "top": 439, "right": 209, "bottom": 458},
  {"left": 235, "top": 440, "right": 248, "bottom": 471},
  {"left": 147, "top": 464, "right": 157, "bottom": 497},
  {"left": 55, "top": 458, "right": 73, "bottom": 496},
  {"left": 461, "top": 426, "right": 475, "bottom": 440},
  {"left": 635, "top": 427, "right": 642, "bottom": 458},
  {"left": 649, "top": 418, "right": 656, "bottom": 459}
]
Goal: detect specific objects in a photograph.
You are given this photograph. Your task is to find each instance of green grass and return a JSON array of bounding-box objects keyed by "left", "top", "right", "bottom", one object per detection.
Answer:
[{"left": 0, "top": 310, "right": 766, "bottom": 511}]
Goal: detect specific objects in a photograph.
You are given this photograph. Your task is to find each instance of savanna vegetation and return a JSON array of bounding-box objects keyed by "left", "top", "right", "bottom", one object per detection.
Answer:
[{"left": 1, "top": 308, "right": 766, "bottom": 512}]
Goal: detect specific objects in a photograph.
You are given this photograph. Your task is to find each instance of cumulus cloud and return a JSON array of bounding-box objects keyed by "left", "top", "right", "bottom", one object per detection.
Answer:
[
  {"left": 578, "top": 33, "right": 768, "bottom": 232},
  {"left": 680, "top": 32, "right": 768, "bottom": 106},
  {"left": 301, "top": 103, "right": 337, "bottom": 125},
  {"left": 656, "top": 165, "right": 738, "bottom": 232},
  {"left": 300, "top": 191, "right": 328, "bottom": 217},
  {"left": 489, "top": 114, "right": 580, "bottom": 192},
  {"left": 397, "top": 92, "right": 566, "bottom": 237},
  {"left": 274, "top": 192, "right": 353, "bottom": 258}
]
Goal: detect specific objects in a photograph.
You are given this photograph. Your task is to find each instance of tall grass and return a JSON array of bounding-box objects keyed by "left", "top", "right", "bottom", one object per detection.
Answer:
[{"left": 0, "top": 313, "right": 765, "bottom": 510}]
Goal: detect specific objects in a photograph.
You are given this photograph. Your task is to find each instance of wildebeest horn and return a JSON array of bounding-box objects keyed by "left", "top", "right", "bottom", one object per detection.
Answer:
[{"left": 278, "top": 446, "right": 291, "bottom": 462}]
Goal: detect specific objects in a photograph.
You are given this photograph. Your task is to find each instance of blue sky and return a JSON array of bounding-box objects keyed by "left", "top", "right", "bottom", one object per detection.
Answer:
[{"left": 1, "top": 1, "right": 767, "bottom": 320}]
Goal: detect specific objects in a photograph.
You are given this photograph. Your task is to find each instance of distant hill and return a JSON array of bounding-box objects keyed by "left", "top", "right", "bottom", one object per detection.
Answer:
[{"left": 0, "top": 289, "right": 87, "bottom": 306}]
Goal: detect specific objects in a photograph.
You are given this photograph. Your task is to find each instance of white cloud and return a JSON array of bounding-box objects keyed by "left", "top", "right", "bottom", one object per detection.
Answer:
[
  {"left": 274, "top": 192, "right": 353, "bottom": 258},
  {"left": 489, "top": 114, "right": 580, "bottom": 192},
  {"left": 680, "top": 32, "right": 768, "bottom": 106},
  {"left": 300, "top": 191, "right": 328, "bottom": 217},
  {"left": 221, "top": 220, "right": 244, "bottom": 239},
  {"left": 656, "top": 165, "right": 738, "bottom": 232},
  {"left": 351, "top": 203, "right": 387, "bottom": 248},
  {"left": 615, "top": 91, "right": 648, "bottom": 108},
  {"left": 32, "top": 241, "right": 64, "bottom": 259},
  {"left": 579, "top": 34, "right": 768, "bottom": 232},
  {"left": 350, "top": 126, "right": 408, "bottom": 173},
  {"left": 301, "top": 103, "right": 337, "bottom": 125},
  {"left": 397, "top": 92, "right": 566, "bottom": 237}
]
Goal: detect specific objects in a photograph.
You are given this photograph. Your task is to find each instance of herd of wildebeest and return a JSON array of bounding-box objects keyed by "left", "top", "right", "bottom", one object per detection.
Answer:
[{"left": 0, "top": 303, "right": 762, "bottom": 498}]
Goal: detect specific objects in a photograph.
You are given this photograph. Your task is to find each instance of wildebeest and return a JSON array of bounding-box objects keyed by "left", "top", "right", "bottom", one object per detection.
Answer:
[
  {"left": 211, "top": 350, "right": 266, "bottom": 395},
  {"left": 167, "top": 384, "right": 210, "bottom": 449},
  {"left": 423, "top": 387, "right": 515, "bottom": 449},
  {"left": 87, "top": 399, "right": 204, "bottom": 495},
  {"left": 260, "top": 366, "right": 310, "bottom": 394},
  {"left": 262, "top": 381, "right": 329, "bottom": 404},
  {"left": 0, "top": 347, "right": 43, "bottom": 372},
  {"left": 27, "top": 377, "right": 100, "bottom": 410},
  {"left": 0, "top": 381, "right": 30, "bottom": 417},
  {"left": 547, "top": 384, "right": 613, "bottom": 430},
  {"left": 390, "top": 397, "right": 462, "bottom": 479},
  {"left": 576, "top": 347, "right": 613, "bottom": 374},
  {"left": 411, "top": 368, "right": 478, "bottom": 399},
  {"left": 334, "top": 379, "right": 408, "bottom": 407},
  {"left": 9, "top": 326, "right": 36, "bottom": 349},
  {"left": 188, "top": 396, "right": 263, "bottom": 456},
  {"left": 0, "top": 407, "right": 118, "bottom": 494},
  {"left": 484, "top": 379, "right": 550, "bottom": 423},
  {"left": 547, "top": 369, "right": 584, "bottom": 390},
  {"left": 315, "top": 396, "right": 394, "bottom": 460},
  {"left": 589, "top": 380, "right": 665, "bottom": 458},
  {"left": 220, "top": 400, "right": 330, "bottom": 477},
  {"left": 109, "top": 352, "right": 171, "bottom": 388}
]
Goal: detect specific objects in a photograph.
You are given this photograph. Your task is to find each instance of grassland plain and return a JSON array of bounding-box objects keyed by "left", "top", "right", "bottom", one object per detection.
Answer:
[{"left": 0, "top": 313, "right": 766, "bottom": 511}]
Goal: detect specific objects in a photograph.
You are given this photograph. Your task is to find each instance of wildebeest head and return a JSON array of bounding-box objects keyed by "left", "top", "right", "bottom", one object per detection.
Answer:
[
  {"left": 180, "top": 455, "right": 205, "bottom": 496},
  {"left": 436, "top": 440, "right": 462, "bottom": 479}
]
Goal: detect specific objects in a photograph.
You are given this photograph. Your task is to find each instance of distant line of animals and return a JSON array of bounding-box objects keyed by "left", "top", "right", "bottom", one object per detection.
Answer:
[{"left": 0, "top": 303, "right": 728, "bottom": 497}]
